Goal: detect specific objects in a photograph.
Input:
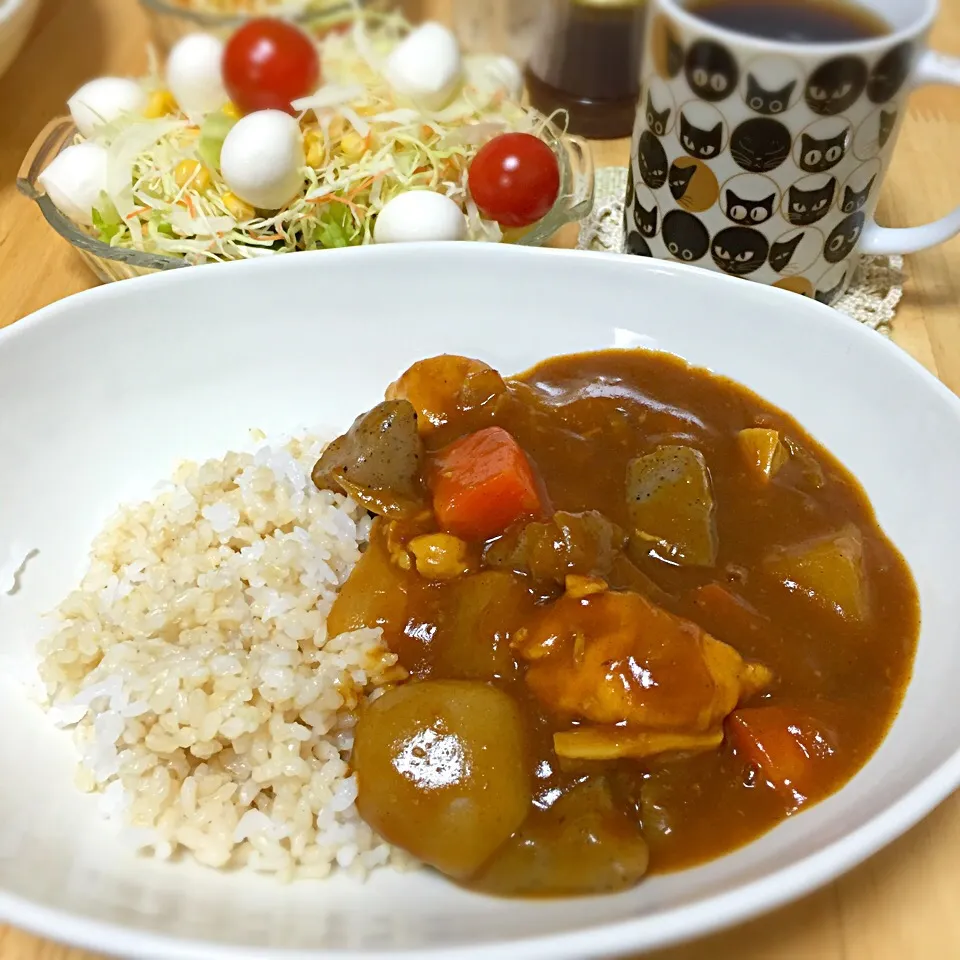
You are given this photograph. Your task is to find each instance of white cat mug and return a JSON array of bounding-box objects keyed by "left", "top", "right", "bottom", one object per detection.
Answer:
[{"left": 624, "top": 0, "right": 960, "bottom": 304}]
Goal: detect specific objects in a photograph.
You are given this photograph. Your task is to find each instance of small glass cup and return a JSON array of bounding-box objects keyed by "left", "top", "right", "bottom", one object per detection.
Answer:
[{"left": 18, "top": 117, "right": 594, "bottom": 284}]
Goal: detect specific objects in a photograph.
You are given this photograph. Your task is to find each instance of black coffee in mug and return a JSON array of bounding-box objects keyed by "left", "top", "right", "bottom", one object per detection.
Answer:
[{"left": 685, "top": 0, "right": 891, "bottom": 43}]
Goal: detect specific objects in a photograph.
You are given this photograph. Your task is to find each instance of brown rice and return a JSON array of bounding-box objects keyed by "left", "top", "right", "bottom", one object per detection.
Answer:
[{"left": 37, "top": 434, "right": 406, "bottom": 881}]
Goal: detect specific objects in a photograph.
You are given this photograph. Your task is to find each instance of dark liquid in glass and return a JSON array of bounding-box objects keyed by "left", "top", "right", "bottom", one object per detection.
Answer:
[
  {"left": 526, "top": 1, "right": 647, "bottom": 140},
  {"left": 684, "top": 0, "right": 891, "bottom": 42}
]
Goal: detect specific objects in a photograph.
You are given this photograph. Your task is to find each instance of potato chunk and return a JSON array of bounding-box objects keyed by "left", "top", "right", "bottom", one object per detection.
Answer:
[
  {"left": 353, "top": 680, "right": 530, "bottom": 879},
  {"left": 764, "top": 526, "right": 867, "bottom": 621},
  {"left": 431, "top": 570, "right": 536, "bottom": 681},
  {"left": 626, "top": 446, "right": 717, "bottom": 566},
  {"left": 326, "top": 523, "right": 412, "bottom": 641},
  {"left": 470, "top": 780, "right": 649, "bottom": 896},
  {"left": 737, "top": 428, "right": 788, "bottom": 481}
]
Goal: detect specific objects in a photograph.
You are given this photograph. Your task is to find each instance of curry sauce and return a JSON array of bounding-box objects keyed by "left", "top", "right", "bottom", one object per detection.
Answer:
[{"left": 318, "top": 349, "right": 919, "bottom": 897}]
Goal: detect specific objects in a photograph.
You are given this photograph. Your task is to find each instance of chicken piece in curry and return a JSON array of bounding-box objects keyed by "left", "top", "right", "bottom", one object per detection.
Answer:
[{"left": 313, "top": 350, "right": 919, "bottom": 897}]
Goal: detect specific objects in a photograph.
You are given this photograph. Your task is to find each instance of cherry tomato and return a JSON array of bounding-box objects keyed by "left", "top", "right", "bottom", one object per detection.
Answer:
[
  {"left": 467, "top": 133, "right": 561, "bottom": 228},
  {"left": 223, "top": 18, "right": 320, "bottom": 116}
]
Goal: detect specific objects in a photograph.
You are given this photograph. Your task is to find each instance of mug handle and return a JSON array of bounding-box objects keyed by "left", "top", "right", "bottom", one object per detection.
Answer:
[{"left": 861, "top": 51, "right": 960, "bottom": 255}]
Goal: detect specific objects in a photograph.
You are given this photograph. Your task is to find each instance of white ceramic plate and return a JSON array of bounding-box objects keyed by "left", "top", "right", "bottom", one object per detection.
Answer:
[{"left": 2, "top": 244, "right": 959, "bottom": 960}]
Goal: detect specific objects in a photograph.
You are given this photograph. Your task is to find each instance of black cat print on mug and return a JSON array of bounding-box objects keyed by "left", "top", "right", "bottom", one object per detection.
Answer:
[
  {"left": 744, "top": 74, "right": 796, "bottom": 115},
  {"left": 799, "top": 130, "right": 847, "bottom": 173},
  {"left": 711, "top": 227, "right": 769, "bottom": 276},
  {"left": 786, "top": 177, "right": 836, "bottom": 226},
  {"left": 806, "top": 56, "right": 868, "bottom": 116},
  {"left": 667, "top": 158, "right": 720, "bottom": 212},
  {"left": 637, "top": 130, "right": 668, "bottom": 189},
  {"left": 868, "top": 43, "right": 913, "bottom": 103},
  {"left": 669, "top": 163, "right": 696, "bottom": 202},
  {"left": 730, "top": 118, "right": 792, "bottom": 172},
  {"left": 680, "top": 112, "right": 723, "bottom": 159},
  {"left": 841, "top": 175, "right": 877, "bottom": 213},
  {"left": 626, "top": 230, "right": 653, "bottom": 257},
  {"left": 768, "top": 232, "right": 804, "bottom": 273},
  {"left": 662, "top": 210, "right": 710, "bottom": 262},
  {"left": 724, "top": 188, "right": 776, "bottom": 226},
  {"left": 646, "top": 92, "right": 671, "bottom": 136},
  {"left": 634, "top": 199, "right": 659, "bottom": 237},
  {"left": 685, "top": 40, "right": 739, "bottom": 102},
  {"left": 824, "top": 213, "right": 865, "bottom": 263},
  {"left": 816, "top": 270, "right": 848, "bottom": 305}
]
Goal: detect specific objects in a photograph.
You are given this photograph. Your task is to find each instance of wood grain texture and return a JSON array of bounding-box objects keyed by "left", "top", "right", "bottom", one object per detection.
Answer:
[{"left": 1, "top": 0, "right": 959, "bottom": 957}]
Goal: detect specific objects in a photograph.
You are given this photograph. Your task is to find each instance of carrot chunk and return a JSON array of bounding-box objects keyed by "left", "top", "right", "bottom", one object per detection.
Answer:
[
  {"left": 726, "top": 706, "right": 836, "bottom": 800},
  {"left": 430, "top": 427, "right": 547, "bottom": 541}
]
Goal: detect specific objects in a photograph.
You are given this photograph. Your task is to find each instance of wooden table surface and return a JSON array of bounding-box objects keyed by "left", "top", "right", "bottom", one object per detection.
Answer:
[{"left": 3, "top": 0, "right": 960, "bottom": 957}]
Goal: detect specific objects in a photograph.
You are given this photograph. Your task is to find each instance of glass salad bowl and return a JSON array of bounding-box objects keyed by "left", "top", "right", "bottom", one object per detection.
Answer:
[
  {"left": 138, "top": 0, "right": 374, "bottom": 53},
  {"left": 17, "top": 117, "right": 595, "bottom": 285}
]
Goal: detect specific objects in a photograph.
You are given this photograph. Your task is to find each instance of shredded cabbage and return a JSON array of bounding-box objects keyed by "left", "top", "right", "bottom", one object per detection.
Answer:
[{"left": 68, "top": 10, "right": 565, "bottom": 263}]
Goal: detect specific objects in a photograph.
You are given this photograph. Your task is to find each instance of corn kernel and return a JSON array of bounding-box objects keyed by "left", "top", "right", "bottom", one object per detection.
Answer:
[
  {"left": 304, "top": 128, "right": 325, "bottom": 168},
  {"left": 327, "top": 115, "right": 346, "bottom": 140},
  {"left": 222, "top": 101, "right": 243, "bottom": 120},
  {"left": 339, "top": 130, "right": 368, "bottom": 163},
  {"left": 388, "top": 541, "right": 413, "bottom": 571},
  {"left": 408, "top": 533, "right": 471, "bottom": 580},
  {"left": 144, "top": 88, "right": 177, "bottom": 119},
  {"left": 565, "top": 574, "right": 608, "bottom": 599},
  {"left": 222, "top": 191, "right": 255, "bottom": 221},
  {"left": 174, "top": 159, "right": 211, "bottom": 193}
]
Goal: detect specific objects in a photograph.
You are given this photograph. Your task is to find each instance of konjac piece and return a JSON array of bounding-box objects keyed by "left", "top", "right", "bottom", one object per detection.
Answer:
[
  {"left": 311, "top": 400, "right": 428, "bottom": 518},
  {"left": 386, "top": 355, "right": 506, "bottom": 433},
  {"left": 352, "top": 680, "right": 530, "bottom": 879},
  {"left": 764, "top": 526, "right": 867, "bottom": 621},
  {"left": 469, "top": 779, "right": 650, "bottom": 896},
  {"left": 512, "top": 590, "right": 772, "bottom": 752},
  {"left": 626, "top": 445, "right": 718, "bottom": 566}
]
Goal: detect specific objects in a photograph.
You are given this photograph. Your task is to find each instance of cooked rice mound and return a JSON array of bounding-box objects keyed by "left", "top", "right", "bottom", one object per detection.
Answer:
[{"left": 38, "top": 436, "right": 406, "bottom": 879}]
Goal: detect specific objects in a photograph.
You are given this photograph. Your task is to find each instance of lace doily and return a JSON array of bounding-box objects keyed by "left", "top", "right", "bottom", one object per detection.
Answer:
[{"left": 578, "top": 167, "right": 904, "bottom": 336}]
